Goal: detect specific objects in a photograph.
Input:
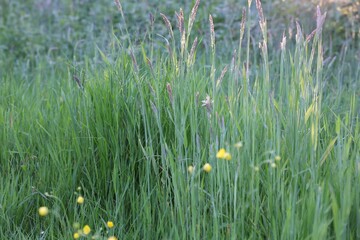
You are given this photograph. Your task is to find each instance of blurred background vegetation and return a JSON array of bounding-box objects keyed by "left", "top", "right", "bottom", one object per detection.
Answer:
[
  {"left": 1, "top": 0, "right": 358, "bottom": 112},
  {"left": 0, "top": 0, "right": 358, "bottom": 63}
]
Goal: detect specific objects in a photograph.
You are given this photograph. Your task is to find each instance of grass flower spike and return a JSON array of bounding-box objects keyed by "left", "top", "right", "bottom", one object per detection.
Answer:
[
  {"left": 38, "top": 206, "right": 49, "bottom": 217},
  {"left": 203, "top": 163, "right": 212, "bottom": 173}
]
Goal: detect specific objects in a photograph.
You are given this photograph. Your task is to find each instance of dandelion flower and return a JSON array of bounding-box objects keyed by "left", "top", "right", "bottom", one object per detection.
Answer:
[
  {"left": 187, "top": 165, "right": 194, "bottom": 174},
  {"left": 223, "top": 152, "right": 232, "bottom": 160},
  {"left": 83, "top": 225, "right": 91, "bottom": 235},
  {"left": 38, "top": 206, "right": 49, "bottom": 217},
  {"left": 77, "top": 196, "right": 84, "bottom": 204},
  {"left": 275, "top": 155, "right": 281, "bottom": 162},
  {"left": 203, "top": 163, "right": 212, "bottom": 173},
  {"left": 73, "top": 232, "right": 80, "bottom": 239},
  {"left": 107, "top": 221, "right": 114, "bottom": 228},
  {"left": 108, "top": 237, "right": 118, "bottom": 240},
  {"left": 216, "top": 148, "right": 226, "bottom": 159}
]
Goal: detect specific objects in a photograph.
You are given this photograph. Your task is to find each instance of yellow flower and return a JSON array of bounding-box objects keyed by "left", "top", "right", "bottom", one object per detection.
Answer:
[
  {"left": 38, "top": 206, "right": 49, "bottom": 217},
  {"left": 77, "top": 196, "right": 84, "bottom": 204},
  {"left": 108, "top": 237, "right": 118, "bottom": 240},
  {"left": 223, "top": 152, "right": 232, "bottom": 160},
  {"left": 275, "top": 155, "right": 281, "bottom": 162},
  {"left": 187, "top": 165, "right": 194, "bottom": 174},
  {"left": 216, "top": 148, "right": 232, "bottom": 160},
  {"left": 83, "top": 225, "right": 91, "bottom": 235},
  {"left": 216, "top": 148, "right": 226, "bottom": 159},
  {"left": 107, "top": 221, "right": 114, "bottom": 228},
  {"left": 203, "top": 163, "right": 212, "bottom": 173},
  {"left": 73, "top": 232, "right": 80, "bottom": 239}
]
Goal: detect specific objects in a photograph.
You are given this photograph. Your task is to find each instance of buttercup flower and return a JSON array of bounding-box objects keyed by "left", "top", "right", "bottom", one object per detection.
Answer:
[
  {"left": 77, "top": 196, "right": 84, "bottom": 204},
  {"left": 216, "top": 148, "right": 226, "bottom": 158},
  {"left": 217, "top": 148, "right": 232, "bottom": 160},
  {"left": 223, "top": 152, "right": 232, "bottom": 160},
  {"left": 203, "top": 163, "right": 212, "bottom": 173},
  {"left": 107, "top": 221, "right": 114, "bottom": 228},
  {"left": 38, "top": 206, "right": 49, "bottom": 217},
  {"left": 73, "top": 232, "right": 80, "bottom": 239},
  {"left": 83, "top": 225, "right": 91, "bottom": 235}
]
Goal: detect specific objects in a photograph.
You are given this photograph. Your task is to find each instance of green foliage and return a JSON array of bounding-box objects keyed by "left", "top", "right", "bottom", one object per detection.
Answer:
[{"left": 0, "top": 0, "right": 359, "bottom": 239}]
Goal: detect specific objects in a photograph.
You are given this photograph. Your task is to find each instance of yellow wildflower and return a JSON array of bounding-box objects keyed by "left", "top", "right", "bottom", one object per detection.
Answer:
[
  {"left": 83, "top": 225, "right": 91, "bottom": 235},
  {"left": 73, "top": 232, "right": 80, "bottom": 239},
  {"left": 107, "top": 221, "right": 114, "bottom": 228},
  {"left": 77, "top": 196, "right": 84, "bottom": 204},
  {"left": 203, "top": 163, "right": 212, "bottom": 173},
  {"left": 108, "top": 237, "right": 118, "bottom": 240},
  {"left": 38, "top": 206, "right": 49, "bottom": 217},
  {"left": 187, "top": 165, "right": 194, "bottom": 174},
  {"left": 216, "top": 148, "right": 226, "bottom": 159},
  {"left": 223, "top": 152, "right": 232, "bottom": 160}
]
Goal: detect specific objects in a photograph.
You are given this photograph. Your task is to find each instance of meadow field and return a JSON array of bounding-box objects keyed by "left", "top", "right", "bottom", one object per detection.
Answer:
[{"left": 0, "top": 0, "right": 359, "bottom": 239}]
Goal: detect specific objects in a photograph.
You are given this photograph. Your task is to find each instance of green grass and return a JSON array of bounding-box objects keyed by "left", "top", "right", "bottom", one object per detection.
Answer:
[{"left": 0, "top": 0, "right": 359, "bottom": 239}]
